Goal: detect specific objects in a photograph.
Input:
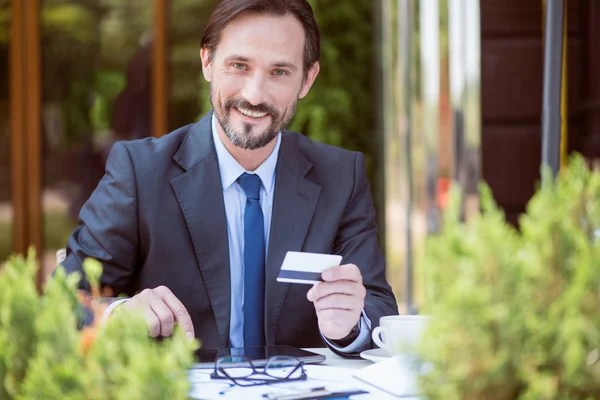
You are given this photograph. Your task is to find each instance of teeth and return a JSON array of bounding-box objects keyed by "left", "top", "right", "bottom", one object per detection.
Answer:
[{"left": 237, "top": 107, "right": 267, "bottom": 119}]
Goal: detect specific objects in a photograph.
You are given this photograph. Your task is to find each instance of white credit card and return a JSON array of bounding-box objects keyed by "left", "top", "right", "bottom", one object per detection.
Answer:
[{"left": 276, "top": 251, "right": 343, "bottom": 285}]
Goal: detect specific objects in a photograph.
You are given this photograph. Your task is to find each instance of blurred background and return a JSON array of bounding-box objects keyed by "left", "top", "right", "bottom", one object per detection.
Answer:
[{"left": 0, "top": 0, "right": 599, "bottom": 311}]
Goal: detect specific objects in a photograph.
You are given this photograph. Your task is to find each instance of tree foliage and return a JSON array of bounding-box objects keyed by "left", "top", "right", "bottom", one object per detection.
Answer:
[
  {"left": 292, "top": 0, "right": 378, "bottom": 186},
  {"left": 0, "top": 251, "right": 198, "bottom": 400},
  {"left": 417, "top": 154, "right": 600, "bottom": 399}
]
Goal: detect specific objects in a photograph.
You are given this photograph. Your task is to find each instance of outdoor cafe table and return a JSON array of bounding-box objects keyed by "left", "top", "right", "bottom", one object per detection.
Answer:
[{"left": 188, "top": 347, "right": 421, "bottom": 399}]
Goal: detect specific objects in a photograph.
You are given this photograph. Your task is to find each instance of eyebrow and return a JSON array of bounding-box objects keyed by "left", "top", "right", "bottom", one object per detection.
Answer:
[
  {"left": 225, "top": 54, "right": 251, "bottom": 63},
  {"left": 224, "top": 55, "right": 298, "bottom": 71},
  {"left": 273, "top": 62, "right": 298, "bottom": 72}
]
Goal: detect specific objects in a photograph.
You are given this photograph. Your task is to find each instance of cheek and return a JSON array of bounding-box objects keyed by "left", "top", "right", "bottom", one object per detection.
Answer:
[
  {"left": 268, "top": 81, "right": 300, "bottom": 109},
  {"left": 214, "top": 75, "right": 245, "bottom": 99}
]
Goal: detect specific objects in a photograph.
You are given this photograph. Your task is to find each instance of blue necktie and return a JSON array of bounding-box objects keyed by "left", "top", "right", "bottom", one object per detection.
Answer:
[{"left": 237, "top": 173, "right": 266, "bottom": 347}]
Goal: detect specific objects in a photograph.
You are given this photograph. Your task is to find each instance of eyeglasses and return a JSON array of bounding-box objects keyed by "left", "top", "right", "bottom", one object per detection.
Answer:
[{"left": 210, "top": 355, "right": 307, "bottom": 387}]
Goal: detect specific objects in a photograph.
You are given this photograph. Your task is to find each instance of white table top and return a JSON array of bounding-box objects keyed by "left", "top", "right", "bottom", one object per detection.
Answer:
[{"left": 188, "top": 346, "right": 421, "bottom": 399}]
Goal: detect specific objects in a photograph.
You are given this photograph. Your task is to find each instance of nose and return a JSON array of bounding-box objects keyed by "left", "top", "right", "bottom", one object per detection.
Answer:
[{"left": 241, "top": 74, "right": 269, "bottom": 106}]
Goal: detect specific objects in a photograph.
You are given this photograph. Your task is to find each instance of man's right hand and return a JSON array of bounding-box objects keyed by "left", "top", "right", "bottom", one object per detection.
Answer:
[{"left": 121, "top": 286, "right": 195, "bottom": 340}]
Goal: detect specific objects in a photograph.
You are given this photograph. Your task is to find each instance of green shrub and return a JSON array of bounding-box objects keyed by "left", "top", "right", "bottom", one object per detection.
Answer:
[
  {"left": 0, "top": 250, "right": 198, "bottom": 400},
  {"left": 418, "top": 154, "right": 600, "bottom": 399}
]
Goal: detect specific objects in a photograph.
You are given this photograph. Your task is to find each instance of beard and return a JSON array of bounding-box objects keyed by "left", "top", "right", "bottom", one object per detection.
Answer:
[{"left": 210, "top": 87, "right": 297, "bottom": 150}]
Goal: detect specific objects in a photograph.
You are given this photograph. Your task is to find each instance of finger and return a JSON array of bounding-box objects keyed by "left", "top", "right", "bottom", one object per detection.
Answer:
[
  {"left": 315, "top": 293, "right": 364, "bottom": 312},
  {"left": 148, "top": 299, "right": 175, "bottom": 337},
  {"left": 311, "top": 281, "right": 365, "bottom": 301},
  {"left": 306, "top": 283, "right": 318, "bottom": 302},
  {"left": 155, "top": 286, "right": 195, "bottom": 339},
  {"left": 139, "top": 288, "right": 175, "bottom": 337},
  {"left": 316, "top": 308, "right": 357, "bottom": 322},
  {"left": 141, "top": 306, "right": 161, "bottom": 337},
  {"left": 321, "top": 264, "right": 362, "bottom": 282},
  {"left": 129, "top": 290, "right": 163, "bottom": 337}
]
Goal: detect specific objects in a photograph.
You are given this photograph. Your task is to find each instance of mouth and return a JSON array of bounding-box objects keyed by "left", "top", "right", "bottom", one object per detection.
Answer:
[{"left": 234, "top": 106, "right": 270, "bottom": 121}]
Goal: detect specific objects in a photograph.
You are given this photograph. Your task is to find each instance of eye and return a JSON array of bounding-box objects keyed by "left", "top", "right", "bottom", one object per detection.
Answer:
[
  {"left": 272, "top": 69, "right": 288, "bottom": 76},
  {"left": 232, "top": 63, "right": 247, "bottom": 70}
]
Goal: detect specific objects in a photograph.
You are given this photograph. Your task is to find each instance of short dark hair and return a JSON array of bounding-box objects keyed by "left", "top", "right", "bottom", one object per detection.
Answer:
[{"left": 201, "top": 0, "right": 320, "bottom": 78}]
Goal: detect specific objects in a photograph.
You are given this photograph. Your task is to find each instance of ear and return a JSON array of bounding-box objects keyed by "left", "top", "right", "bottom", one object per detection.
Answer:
[
  {"left": 200, "top": 47, "right": 213, "bottom": 83},
  {"left": 298, "top": 62, "right": 320, "bottom": 99}
]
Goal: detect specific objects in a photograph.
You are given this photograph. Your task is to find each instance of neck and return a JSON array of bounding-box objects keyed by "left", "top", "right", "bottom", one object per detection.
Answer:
[{"left": 216, "top": 126, "right": 277, "bottom": 171}]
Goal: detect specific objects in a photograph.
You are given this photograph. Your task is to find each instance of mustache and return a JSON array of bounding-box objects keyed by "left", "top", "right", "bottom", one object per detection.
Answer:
[{"left": 225, "top": 98, "right": 279, "bottom": 117}]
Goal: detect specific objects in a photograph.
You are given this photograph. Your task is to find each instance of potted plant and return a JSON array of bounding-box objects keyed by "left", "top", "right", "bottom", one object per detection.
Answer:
[
  {"left": 417, "top": 154, "right": 600, "bottom": 399},
  {"left": 0, "top": 251, "right": 198, "bottom": 399}
]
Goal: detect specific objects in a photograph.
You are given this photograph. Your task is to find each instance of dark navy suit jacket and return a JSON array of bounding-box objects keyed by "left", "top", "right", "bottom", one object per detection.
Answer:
[{"left": 62, "top": 113, "right": 398, "bottom": 353}]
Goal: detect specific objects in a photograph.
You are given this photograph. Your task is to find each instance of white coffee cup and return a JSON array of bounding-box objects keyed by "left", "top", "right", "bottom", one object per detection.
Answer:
[{"left": 371, "top": 315, "right": 431, "bottom": 355}]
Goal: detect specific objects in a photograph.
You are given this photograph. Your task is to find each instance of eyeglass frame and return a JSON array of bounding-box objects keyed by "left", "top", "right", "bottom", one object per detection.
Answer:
[{"left": 210, "top": 355, "right": 307, "bottom": 387}]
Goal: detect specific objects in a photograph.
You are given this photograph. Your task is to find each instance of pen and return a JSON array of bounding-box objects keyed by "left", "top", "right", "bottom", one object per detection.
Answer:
[
  {"left": 315, "top": 390, "right": 369, "bottom": 399},
  {"left": 263, "top": 388, "right": 329, "bottom": 400},
  {"left": 263, "top": 388, "right": 368, "bottom": 400}
]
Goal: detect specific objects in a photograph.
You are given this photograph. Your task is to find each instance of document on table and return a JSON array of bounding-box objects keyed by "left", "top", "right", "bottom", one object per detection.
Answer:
[
  {"left": 353, "top": 355, "right": 422, "bottom": 398},
  {"left": 187, "top": 364, "right": 398, "bottom": 400}
]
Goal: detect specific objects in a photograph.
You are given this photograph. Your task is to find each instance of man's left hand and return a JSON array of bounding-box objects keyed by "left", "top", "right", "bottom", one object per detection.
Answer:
[{"left": 306, "top": 264, "right": 366, "bottom": 340}]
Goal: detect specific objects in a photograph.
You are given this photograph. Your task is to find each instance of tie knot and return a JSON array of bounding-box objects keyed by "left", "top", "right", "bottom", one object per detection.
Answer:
[{"left": 237, "top": 173, "right": 262, "bottom": 200}]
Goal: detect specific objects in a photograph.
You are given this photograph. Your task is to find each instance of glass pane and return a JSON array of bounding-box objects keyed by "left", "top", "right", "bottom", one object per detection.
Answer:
[
  {"left": 448, "top": 0, "right": 481, "bottom": 219},
  {"left": 0, "top": 0, "right": 11, "bottom": 264},
  {"left": 41, "top": 0, "right": 152, "bottom": 277},
  {"left": 383, "top": 0, "right": 481, "bottom": 312},
  {"left": 381, "top": 0, "right": 402, "bottom": 307},
  {"left": 169, "top": 0, "right": 217, "bottom": 131}
]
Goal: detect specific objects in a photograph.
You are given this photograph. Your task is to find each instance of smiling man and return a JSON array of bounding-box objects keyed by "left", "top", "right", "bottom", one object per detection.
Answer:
[{"left": 62, "top": 0, "right": 398, "bottom": 357}]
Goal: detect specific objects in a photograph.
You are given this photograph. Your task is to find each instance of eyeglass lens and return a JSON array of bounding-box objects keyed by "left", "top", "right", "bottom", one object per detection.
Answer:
[
  {"left": 264, "top": 356, "right": 303, "bottom": 379},
  {"left": 215, "top": 356, "right": 255, "bottom": 379}
]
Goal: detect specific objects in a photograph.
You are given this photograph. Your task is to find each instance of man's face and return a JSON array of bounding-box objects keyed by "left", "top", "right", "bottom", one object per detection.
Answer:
[{"left": 201, "top": 12, "right": 319, "bottom": 150}]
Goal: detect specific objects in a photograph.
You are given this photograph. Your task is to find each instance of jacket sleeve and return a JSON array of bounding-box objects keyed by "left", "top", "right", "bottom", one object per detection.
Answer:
[
  {"left": 326, "top": 152, "right": 399, "bottom": 358},
  {"left": 60, "top": 141, "right": 140, "bottom": 297}
]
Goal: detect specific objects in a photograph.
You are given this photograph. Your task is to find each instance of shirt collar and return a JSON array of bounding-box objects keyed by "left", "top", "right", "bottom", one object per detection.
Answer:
[{"left": 211, "top": 114, "right": 281, "bottom": 195}]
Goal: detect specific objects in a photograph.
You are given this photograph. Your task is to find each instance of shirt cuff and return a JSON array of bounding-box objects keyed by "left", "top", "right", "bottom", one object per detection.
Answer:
[
  {"left": 99, "top": 298, "right": 130, "bottom": 325},
  {"left": 322, "top": 310, "right": 372, "bottom": 353}
]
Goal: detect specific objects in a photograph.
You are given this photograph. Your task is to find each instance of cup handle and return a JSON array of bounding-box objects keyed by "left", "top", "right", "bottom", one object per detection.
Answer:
[{"left": 372, "top": 326, "right": 389, "bottom": 352}]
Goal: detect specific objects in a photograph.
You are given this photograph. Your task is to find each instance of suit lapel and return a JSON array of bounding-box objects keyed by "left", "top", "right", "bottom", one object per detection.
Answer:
[
  {"left": 265, "top": 135, "right": 322, "bottom": 344},
  {"left": 170, "top": 114, "right": 231, "bottom": 347}
]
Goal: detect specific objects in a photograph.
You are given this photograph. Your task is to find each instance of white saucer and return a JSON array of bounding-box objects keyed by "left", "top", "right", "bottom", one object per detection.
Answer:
[{"left": 359, "top": 348, "right": 391, "bottom": 362}]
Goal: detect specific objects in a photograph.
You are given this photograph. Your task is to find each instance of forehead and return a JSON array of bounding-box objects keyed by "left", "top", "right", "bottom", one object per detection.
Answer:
[{"left": 216, "top": 12, "right": 305, "bottom": 64}]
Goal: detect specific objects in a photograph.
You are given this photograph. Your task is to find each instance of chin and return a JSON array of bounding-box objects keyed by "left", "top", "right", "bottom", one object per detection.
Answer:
[{"left": 238, "top": 122, "right": 271, "bottom": 136}]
